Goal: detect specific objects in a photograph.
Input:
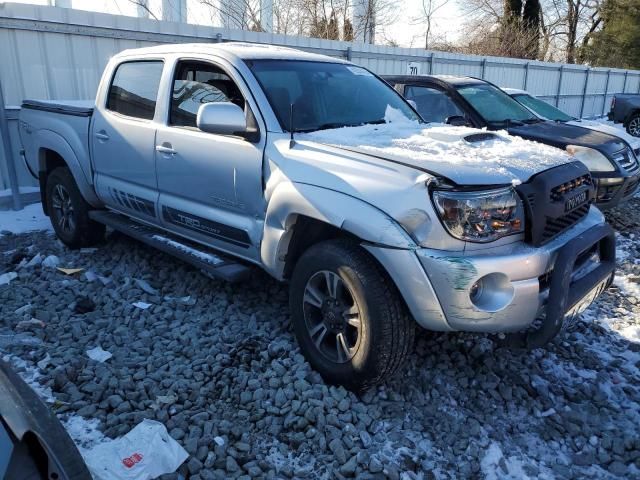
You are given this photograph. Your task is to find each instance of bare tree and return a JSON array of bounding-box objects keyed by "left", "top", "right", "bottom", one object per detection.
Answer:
[
  {"left": 411, "top": 0, "right": 452, "bottom": 49},
  {"left": 126, "top": 0, "right": 159, "bottom": 19},
  {"left": 544, "top": 0, "right": 603, "bottom": 63}
]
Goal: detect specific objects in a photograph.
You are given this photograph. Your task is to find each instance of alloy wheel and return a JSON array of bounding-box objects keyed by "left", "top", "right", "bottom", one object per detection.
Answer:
[
  {"left": 51, "top": 184, "right": 76, "bottom": 234},
  {"left": 629, "top": 117, "right": 640, "bottom": 137},
  {"left": 302, "top": 270, "right": 362, "bottom": 364}
]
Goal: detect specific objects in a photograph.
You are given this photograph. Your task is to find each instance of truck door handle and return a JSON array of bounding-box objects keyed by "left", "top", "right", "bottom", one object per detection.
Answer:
[
  {"left": 156, "top": 145, "right": 177, "bottom": 155},
  {"left": 95, "top": 131, "right": 110, "bottom": 141}
]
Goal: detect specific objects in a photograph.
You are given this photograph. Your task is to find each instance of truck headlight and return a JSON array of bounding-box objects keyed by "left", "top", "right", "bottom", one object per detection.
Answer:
[
  {"left": 432, "top": 187, "right": 524, "bottom": 243},
  {"left": 566, "top": 145, "right": 616, "bottom": 172}
]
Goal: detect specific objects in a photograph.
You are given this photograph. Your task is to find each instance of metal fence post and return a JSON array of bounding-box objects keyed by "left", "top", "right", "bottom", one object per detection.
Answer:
[
  {"left": 428, "top": 53, "right": 435, "bottom": 74},
  {"left": 0, "top": 78, "right": 22, "bottom": 211},
  {"left": 622, "top": 71, "right": 628, "bottom": 93},
  {"left": 523, "top": 62, "right": 530, "bottom": 90},
  {"left": 480, "top": 58, "right": 487, "bottom": 79},
  {"left": 215, "top": 33, "right": 222, "bottom": 43},
  {"left": 345, "top": 46, "right": 352, "bottom": 61},
  {"left": 579, "top": 68, "right": 590, "bottom": 119},
  {"left": 602, "top": 69, "right": 611, "bottom": 117},
  {"left": 555, "top": 65, "right": 564, "bottom": 107}
]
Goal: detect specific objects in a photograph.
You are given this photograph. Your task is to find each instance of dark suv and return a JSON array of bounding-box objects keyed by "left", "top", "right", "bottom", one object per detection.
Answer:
[
  {"left": 608, "top": 94, "right": 640, "bottom": 138},
  {"left": 385, "top": 75, "right": 640, "bottom": 210}
]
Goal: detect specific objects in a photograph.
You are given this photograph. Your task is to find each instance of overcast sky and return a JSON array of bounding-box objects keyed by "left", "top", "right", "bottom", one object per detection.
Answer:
[{"left": 10, "top": 0, "right": 463, "bottom": 48}]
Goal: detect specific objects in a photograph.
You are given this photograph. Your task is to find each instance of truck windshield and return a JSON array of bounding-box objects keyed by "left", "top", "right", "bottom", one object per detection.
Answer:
[
  {"left": 511, "top": 93, "right": 574, "bottom": 122},
  {"left": 456, "top": 83, "right": 539, "bottom": 126},
  {"left": 247, "top": 60, "right": 421, "bottom": 132}
]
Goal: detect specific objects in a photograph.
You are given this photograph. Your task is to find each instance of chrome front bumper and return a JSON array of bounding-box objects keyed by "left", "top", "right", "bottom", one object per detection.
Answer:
[{"left": 365, "top": 208, "right": 614, "bottom": 335}]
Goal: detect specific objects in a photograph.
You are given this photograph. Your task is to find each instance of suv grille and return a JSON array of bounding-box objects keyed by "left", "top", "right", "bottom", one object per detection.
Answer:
[{"left": 614, "top": 148, "right": 639, "bottom": 174}]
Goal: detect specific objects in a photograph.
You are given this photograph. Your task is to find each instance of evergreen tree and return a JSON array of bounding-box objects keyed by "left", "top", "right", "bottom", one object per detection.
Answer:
[{"left": 582, "top": 0, "right": 640, "bottom": 69}]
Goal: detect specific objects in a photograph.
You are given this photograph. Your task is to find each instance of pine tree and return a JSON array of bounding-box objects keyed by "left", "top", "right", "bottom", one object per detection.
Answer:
[{"left": 582, "top": 0, "right": 640, "bottom": 69}]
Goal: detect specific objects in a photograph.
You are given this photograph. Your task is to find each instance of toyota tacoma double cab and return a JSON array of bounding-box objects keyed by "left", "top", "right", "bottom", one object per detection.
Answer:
[{"left": 19, "top": 44, "right": 615, "bottom": 389}]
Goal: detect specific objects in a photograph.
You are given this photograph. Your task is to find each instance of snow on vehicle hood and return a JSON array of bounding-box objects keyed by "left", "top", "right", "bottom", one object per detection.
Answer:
[{"left": 300, "top": 111, "right": 572, "bottom": 186}]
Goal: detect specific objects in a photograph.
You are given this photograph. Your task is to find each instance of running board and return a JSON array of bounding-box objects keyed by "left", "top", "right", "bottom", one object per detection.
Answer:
[{"left": 89, "top": 210, "right": 251, "bottom": 283}]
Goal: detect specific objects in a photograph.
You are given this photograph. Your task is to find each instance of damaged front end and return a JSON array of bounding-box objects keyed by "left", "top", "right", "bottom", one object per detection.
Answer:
[{"left": 413, "top": 161, "right": 616, "bottom": 346}]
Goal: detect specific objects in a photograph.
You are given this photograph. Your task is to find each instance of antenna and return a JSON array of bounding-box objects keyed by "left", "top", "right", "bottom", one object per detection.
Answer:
[{"left": 289, "top": 103, "right": 295, "bottom": 148}]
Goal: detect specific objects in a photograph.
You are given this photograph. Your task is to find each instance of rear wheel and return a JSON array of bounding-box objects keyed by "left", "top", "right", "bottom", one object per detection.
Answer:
[
  {"left": 627, "top": 113, "right": 640, "bottom": 137},
  {"left": 45, "top": 168, "right": 105, "bottom": 249},
  {"left": 289, "top": 239, "right": 415, "bottom": 391}
]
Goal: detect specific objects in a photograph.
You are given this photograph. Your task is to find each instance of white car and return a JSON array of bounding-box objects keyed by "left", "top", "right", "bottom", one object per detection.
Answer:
[{"left": 503, "top": 88, "right": 640, "bottom": 156}]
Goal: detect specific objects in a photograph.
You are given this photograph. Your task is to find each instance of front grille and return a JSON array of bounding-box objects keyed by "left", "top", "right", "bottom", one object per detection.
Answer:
[
  {"left": 542, "top": 204, "right": 590, "bottom": 242},
  {"left": 614, "top": 148, "right": 640, "bottom": 174},
  {"left": 517, "top": 162, "right": 595, "bottom": 247},
  {"left": 550, "top": 174, "right": 592, "bottom": 201}
]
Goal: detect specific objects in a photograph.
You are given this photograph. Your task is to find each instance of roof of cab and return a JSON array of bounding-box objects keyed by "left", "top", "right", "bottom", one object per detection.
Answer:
[
  {"left": 502, "top": 87, "right": 528, "bottom": 95},
  {"left": 383, "top": 74, "right": 485, "bottom": 86},
  {"left": 116, "top": 42, "right": 347, "bottom": 63}
]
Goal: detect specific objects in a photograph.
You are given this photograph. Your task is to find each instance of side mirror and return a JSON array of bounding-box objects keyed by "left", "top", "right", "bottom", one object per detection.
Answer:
[
  {"left": 197, "top": 102, "right": 247, "bottom": 135},
  {"left": 445, "top": 115, "right": 469, "bottom": 127}
]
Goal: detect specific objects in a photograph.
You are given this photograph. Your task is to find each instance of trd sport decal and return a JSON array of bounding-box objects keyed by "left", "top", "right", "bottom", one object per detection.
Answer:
[{"left": 161, "top": 206, "right": 251, "bottom": 248}]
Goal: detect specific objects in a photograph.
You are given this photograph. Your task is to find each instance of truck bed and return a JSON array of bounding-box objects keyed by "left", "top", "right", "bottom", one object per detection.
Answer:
[{"left": 22, "top": 99, "right": 94, "bottom": 117}]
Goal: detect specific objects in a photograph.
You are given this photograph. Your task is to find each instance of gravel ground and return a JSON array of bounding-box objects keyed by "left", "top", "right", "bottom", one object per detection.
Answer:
[{"left": 1, "top": 200, "right": 640, "bottom": 480}]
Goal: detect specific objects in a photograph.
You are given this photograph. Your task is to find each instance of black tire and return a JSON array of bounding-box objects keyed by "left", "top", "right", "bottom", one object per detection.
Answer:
[
  {"left": 289, "top": 239, "right": 415, "bottom": 391},
  {"left": 45, "top": 167, "right": 105, "bottom": 249},
  {"left": 627, "top": 112, "right": 640, "bottom": 137}
]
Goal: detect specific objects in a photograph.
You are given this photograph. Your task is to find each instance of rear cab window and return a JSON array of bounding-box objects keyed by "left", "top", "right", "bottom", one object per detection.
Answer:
[{"left": 106, "top": 61, "right": 164, "bottom": 120}]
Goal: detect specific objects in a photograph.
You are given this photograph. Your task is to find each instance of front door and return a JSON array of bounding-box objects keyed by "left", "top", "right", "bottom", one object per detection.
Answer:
[
  {"left": 92, "top": 60, "right": 164, "bottom": 221},
  {"left": 155, "top": 59, "right": 266, "bottom": 262}
]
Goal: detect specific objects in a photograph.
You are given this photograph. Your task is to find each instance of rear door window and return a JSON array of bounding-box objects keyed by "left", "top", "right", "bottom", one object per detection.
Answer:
[{"left": 106, "top": 61, "right": 164, "bottom": 120}]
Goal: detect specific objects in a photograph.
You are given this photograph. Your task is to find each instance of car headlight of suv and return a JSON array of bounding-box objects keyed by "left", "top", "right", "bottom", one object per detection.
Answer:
[
  {"left": 566, "top": 145, "right": 616, "bottom": 172},
  {"left": 432, "top": 187, "right": 524, "bottom": 243}
]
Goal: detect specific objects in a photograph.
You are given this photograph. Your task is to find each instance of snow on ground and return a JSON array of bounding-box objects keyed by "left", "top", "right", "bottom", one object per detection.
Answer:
[
  {"left": 0, "top": 202, "right": 52, "bottom": 236},
  {"left": 2, "top": 353, "right": 108, "bottom": 453}
]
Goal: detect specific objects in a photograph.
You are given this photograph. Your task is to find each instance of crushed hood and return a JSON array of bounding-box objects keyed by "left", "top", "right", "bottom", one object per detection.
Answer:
[{"left": 300, "top": 117, "right": 572, "bottom": 186}]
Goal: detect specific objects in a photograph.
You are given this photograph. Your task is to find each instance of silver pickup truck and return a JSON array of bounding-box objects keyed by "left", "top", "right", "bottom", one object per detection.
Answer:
[{"left": 18, "top": 43, "right": 616, "bottom": 389}]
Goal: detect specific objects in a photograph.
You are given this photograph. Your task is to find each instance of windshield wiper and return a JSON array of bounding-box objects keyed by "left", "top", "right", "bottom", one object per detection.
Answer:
[{"left": 522, "top": 118, "right": 542, "bottom": 124}]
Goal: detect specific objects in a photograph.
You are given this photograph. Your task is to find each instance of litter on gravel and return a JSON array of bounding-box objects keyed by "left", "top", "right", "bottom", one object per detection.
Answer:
[
  {"left": 86, "top": 346, "right": 112, "bottom": 363},
  {"left": 83, "top": 419, "right": 188, "bottom": 480}
]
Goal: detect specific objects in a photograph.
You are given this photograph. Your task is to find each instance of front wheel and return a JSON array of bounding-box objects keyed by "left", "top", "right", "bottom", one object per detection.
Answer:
[
  {"left": 627, "top": 113, "right": 640, "bottom": 137},
  {"left": 45, "top": 167, "right": 105, "bottom": 249},
  {"left": 289, "top": 239, "right": 415, "bottom": 391}
]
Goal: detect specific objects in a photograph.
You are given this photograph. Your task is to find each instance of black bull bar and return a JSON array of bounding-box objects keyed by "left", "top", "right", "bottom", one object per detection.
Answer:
[{"left": 507, "top": 222, "right": 616, "bottom": 349}]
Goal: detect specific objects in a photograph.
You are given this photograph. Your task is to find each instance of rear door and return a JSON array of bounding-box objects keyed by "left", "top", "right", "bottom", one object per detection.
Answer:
[
  {"left": 92, "top": 60, "right": 164, "bottom": 221},
  {"left": 154, "top": 58, "right": 266, "bottom": 262}
]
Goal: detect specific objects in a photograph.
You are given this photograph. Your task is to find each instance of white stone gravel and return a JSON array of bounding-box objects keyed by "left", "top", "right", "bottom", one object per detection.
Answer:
[{"left": 0, "top": 201, "right": 639, "bottom": 479}]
